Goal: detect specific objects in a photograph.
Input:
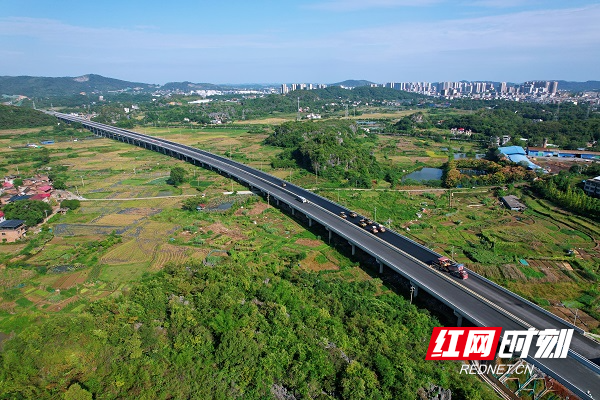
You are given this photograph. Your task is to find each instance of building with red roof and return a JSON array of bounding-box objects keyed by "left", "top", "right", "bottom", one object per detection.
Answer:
[
  {"left": 30, "top": 193, "right": 52, "bottom": 202},
  {"left": 37, "top": 185, "right": 53, "bottom": 193}
]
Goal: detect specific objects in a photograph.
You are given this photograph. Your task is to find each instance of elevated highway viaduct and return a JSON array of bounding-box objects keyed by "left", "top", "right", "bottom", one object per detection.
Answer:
[{"left": 52, "top": 113, "right": 600, "bottom": 399}]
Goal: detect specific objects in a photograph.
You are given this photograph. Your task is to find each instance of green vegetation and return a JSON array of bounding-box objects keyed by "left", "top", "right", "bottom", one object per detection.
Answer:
[
  {"left": 168, "top": 166, "right": 187, "bottom": 186},
  {"left": 2, "top": 200, "right": 52, "bottom": 226},
  {"left": 0, "top": 261, "right": 494, "bottom": 399},
  {"left": 60, "top": 199, "right": 81, "bottom": 210},
  {"left": 0, "top": 105, "right": 56, "bottom": 129},
  {"left": 443, "top": 159, "right": 536, "bottom": 187},
  {"left": 532, "top": 171, "right": 600, "bottom": 219},
  {"left": 394, "top": 101, "right": 600, "bottom": 150},
  {"left": 266, "top": 120, "right": 383, "bottom": 188}
]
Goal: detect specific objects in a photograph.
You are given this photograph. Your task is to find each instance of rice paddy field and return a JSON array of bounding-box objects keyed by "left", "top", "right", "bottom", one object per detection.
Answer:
[{"left": 0, "top": 124, "right": 599, "bottom": 335}]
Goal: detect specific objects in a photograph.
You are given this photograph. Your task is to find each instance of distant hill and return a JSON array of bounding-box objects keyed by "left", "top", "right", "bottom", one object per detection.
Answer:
[
  {"left": 0, "top": 104, "right": 56, "bottom": 129},
  {"left": 330, "top": 79, "right": 375, "bottom": 88},
  {"left": 160, "top": 81, "right": 224, "bottom": 92},
  {"left": 0, "top": 74, "right": 157, "bottom": 97},
  {"left": 556, "top": 80, "right": 600, "bottom": 92}
]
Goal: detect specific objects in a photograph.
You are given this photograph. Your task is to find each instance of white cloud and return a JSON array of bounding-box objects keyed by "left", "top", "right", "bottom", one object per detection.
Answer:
[
  {"left": 465, "top": 0, "right": 538, "bottom": 8},
  {"left": 315, "top": 5, "right": 600, "bottom": 56},
  {"left": 0, "top": 17, "right": 271, "bottom": 50},
  {"left": 306, "top": 0, "right": 442, "bottom": 11}
]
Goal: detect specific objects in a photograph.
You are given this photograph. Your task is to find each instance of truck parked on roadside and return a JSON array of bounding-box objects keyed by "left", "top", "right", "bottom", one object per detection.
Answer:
[{"left": 432, "top": 257, "right": 468, "bottom": 279}]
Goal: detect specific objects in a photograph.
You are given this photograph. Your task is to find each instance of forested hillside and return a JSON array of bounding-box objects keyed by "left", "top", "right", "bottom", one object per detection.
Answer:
[
  {"left": 0, "top": 105, "right": 56, "bottom": 129},
  {"left": 266, "top": 120, "right": 384, "bottom": 187},
  {"left": 0, "top": 261, "right": 495, "bottom": 399},
  {"left": 0, "top": 74, "right": 156, "bottom": 97}
]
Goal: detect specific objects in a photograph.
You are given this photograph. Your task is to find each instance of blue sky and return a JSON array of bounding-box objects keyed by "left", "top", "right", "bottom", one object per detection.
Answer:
[{"left": 1, "top": 0, "right": 599, "bottom": 84}]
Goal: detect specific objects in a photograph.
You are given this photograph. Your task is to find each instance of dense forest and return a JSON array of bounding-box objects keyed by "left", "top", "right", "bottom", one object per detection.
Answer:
[
  {"left": 395, "top": 102, "right": 600, "bottom": 150},
  {"left": 266, "top": 120, "right": 384, "bottom": 187},
  {"left": 0, "top": 105, "right": 56, "bottom": 129},
  {"left": 0, "top": 261, "right": 495, "bottom": 399}
]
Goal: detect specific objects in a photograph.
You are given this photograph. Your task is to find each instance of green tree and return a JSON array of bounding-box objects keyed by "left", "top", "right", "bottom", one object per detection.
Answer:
[
  {"left": 169, "top": 166, "right": 186, "bottom": 186},
  {"left": 181, "top": 196, "right": 205, "bottom": 211},
  {"left": 3, "top": 200, "right": 52, "bottom": 226},
  {"left": 60, "top": 199, "right": 81, "bottom": 210},
  {"left": 52, "top": 180, "right": 67, "bottom": 190},
  {"left": 63, "top": 383, "right": 92, "bottom": 400}
]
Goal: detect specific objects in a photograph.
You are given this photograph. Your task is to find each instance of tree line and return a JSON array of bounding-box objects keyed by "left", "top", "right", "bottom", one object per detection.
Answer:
[{"left": 531, "top": 170, "right": 600, "bottom": 220}]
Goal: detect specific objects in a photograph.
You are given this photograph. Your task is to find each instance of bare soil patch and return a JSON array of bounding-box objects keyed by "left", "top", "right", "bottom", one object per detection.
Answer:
[
  {"left": 551, "top": 306, "right": 600, "bottom": 331},
  {"left": 46, "top": 296, "right": 80, "bottom": 312},
  {"left": 295, "top": 238, "right": 323, "bottom": 248},
  {"left": 301, "top": 253, "right": 339, "bottom": 272},
  {"left": 203, "top": 222, "right": 247, "bottom": 242},
  {"left": 235, "top": 202, "right": 270, "bottom": 216}
]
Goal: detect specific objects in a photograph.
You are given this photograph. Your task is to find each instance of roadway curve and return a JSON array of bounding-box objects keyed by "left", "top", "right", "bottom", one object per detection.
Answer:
[{"left": 52, "top": 113, "right": 599, "bottom": 399}]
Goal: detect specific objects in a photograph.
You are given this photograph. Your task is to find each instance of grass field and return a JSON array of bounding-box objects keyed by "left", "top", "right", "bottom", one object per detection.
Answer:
[{"left": 1, "top": 122, "right": 598, "bottom": 335}]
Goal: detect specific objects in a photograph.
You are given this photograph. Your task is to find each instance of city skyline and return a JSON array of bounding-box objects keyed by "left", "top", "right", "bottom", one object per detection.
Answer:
[{"left": 1, "top": 1, "right": 599, "bottom": 84}]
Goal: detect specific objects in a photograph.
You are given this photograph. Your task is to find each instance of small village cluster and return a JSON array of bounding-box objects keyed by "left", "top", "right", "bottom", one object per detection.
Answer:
[{"left": 0, "top": 175, "right": 55, "bottom": 242}]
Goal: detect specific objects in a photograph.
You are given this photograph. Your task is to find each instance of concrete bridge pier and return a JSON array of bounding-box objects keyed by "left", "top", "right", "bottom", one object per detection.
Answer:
[
  {"left": 349, "top": 242, "right": 355, "bottom": 255},
  {"left": 376, "top": 259, "right": 383, "bottom": 273},
  {"left": 308, "top": 217, "right": 312, "bottom": 227},
  {"left": 327, "top": 228, "right": 332, "bottom": 241},
  {"left": 409, "top": 282, "right": 419, "bottom": 298},
  {"left": 454, "top": 311, "right": 463, "bottom": 327}
]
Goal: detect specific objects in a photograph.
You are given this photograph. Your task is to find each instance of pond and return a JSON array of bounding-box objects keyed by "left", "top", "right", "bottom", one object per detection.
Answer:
[{"left": 402, "top": 168, "right": 443, "bottom": 182}]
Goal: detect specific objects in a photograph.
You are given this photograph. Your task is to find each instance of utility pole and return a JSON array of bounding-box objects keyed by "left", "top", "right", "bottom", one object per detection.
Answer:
[
  {"left": 374, "top": 207, "right": 377, "bottom": 222},
  {"left": 297, "top": 97, "right": 300, "bottom": 121}
]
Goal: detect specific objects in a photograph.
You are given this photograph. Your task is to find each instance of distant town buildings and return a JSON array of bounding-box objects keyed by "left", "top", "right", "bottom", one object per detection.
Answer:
[
  {"left": 281, "top": 83, "right": 327, "bottom": 94},
  {"left": 278, "top": 80, "right": 566, "bottom": 102}
]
